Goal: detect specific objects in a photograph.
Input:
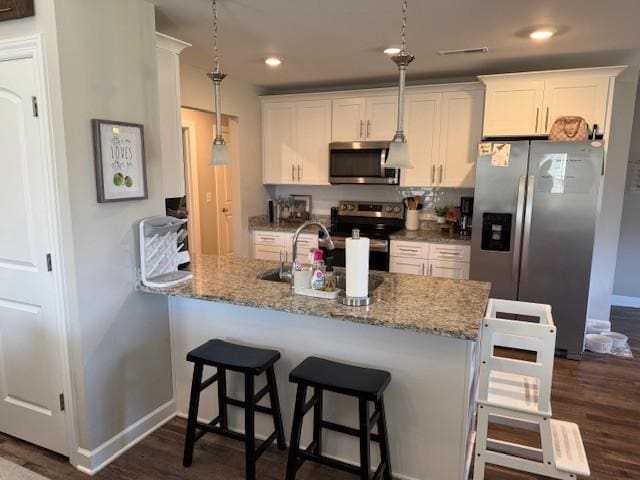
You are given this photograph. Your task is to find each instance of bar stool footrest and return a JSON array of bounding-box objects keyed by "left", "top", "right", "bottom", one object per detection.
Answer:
[
  {"left": 321, "top": 420, "right": 381, "bottom": 442},
  {"left": 297, "top": 450, "right": 361, "bottom": 476}
]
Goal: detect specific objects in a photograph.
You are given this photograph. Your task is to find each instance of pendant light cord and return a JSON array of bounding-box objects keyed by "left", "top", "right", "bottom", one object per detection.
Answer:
[
  {"left": 211, "top": 0, "right": 220, "bottom": 73},
  {"left": 401, "top": 0, "right": 408, "bottom": 53}
]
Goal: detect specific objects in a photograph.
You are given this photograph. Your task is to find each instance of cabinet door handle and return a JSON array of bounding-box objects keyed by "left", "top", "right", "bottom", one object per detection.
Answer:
[
  {"left": 359, "top": 120, "right": 364, "bottom": 139},
  {"left": 430, "top": 264, "right": 433, "bottom": 276},
  {"left": 297, "top": 164, "right": 301, "bottom": 182},
  {"left": 439, "top": 165, "right": 443, "bottom": 184},
  {"left": 431, "top": 165, "right": 436, "bottom": 184},
  {"left": 0, "top": 7, "right": 13, "bottom": 13},
  {"left": 545, "top": 107, "right": 550, "bottom": 131},
  {"left": 291, "top": 164, "right": 295, "bottom": 182},
  {"left": 421, "top": 263, "right": 425, "bottom": 275},
  {"left": 366, "top": 120, "right": 371, "bottom": 138},
  {"left": 535, "top": 107, "right": 540, "bottom": 132}
]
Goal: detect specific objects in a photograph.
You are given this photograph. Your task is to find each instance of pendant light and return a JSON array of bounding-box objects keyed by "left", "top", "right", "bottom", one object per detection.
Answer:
[
  {"left": 207, "top": 0, "right": 229, "bottom": 166},
  {"left": 386, "top": 0, "right": 415, "bottom": 169}
]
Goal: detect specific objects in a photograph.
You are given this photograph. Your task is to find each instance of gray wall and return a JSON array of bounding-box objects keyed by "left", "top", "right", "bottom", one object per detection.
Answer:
[
  {"left": 53, "top": 0, "right": 173, "bottom": 450},
  {"left": 613, "top": 82, "right": 640, "bottom": 301}
]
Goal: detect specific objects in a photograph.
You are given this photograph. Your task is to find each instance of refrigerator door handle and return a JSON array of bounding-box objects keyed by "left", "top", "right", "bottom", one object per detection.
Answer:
[
  {"left": 521, "top": 175, "right": 535, "bottom": 282},
  {"left": 513, "top": 176, "right": 526, "bottom": 281}
]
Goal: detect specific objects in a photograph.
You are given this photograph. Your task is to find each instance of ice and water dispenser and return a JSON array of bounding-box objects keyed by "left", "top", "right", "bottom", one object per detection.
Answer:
[{"left": 481, "top": 213, "right": 512, "bottom": 252}]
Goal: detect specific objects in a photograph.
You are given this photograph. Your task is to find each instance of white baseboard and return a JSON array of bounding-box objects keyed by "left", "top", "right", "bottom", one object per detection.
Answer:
[
  {"left": 612, "top": 295, "right": 640, "bottom": 308},
  {"left": 175, "top": 412, "right": 420, "bottom": 480},
  {"left": 74, "top": 399, "right": 176, "bottom": 475}
]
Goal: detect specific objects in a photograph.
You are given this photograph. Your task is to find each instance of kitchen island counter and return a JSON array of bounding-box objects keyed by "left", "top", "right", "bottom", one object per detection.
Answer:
[
  {"left": 140, "top": 255, "right": 490, "bottom": 480},
  {"left": 139, "top": 254, "right": 490, "bottom": 341}
]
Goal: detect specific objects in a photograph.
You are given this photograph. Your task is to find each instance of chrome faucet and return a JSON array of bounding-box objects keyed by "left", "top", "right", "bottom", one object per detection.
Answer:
[{"left": 282, "top": 220, "right": 335, "bottom": 282}]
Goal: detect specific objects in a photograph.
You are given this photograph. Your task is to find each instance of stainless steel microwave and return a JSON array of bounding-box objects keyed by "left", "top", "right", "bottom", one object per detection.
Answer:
[{"left": 329, "top": 141, "right": 400, "bottom": 185}]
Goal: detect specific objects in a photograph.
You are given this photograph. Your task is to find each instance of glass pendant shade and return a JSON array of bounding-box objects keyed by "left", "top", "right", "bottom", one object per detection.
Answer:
[
  {"left": 386, "top": 138, "right": 413, "bottom": 169},
  {"left": 210, "top": 139, "right": 229, "bottom": 166}
]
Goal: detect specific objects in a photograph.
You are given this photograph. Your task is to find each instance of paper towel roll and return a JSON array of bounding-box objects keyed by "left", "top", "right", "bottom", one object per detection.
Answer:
[{"left": 346, "top": 235, "right": 369, "bottom": 298}]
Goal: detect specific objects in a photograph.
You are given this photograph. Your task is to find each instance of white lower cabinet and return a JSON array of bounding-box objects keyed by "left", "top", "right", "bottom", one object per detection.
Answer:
[
  {"left": 389, "top": 257, "right": 425, "bottom": 276},
  {"left": 390, "top": 240, "right": 470, "bottom": 280},
  {"left": 254, "top": 244, "right": 287, "bottom": 262},
  {"left": 252, "top": 230, "right": 319, "bottom": 264},
  {"left": 427, "top": 259, "right": 470, "bottom": 280}
]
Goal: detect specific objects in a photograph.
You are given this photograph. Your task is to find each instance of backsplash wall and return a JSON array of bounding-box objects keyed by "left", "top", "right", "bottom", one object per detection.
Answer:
[{"left": 269, "top": 185, "right": 474, "bottom": 215}]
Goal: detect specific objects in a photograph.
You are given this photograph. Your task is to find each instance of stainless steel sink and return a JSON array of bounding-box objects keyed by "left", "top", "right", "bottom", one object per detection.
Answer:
[
  {"left": 257, "top": 268, "right": 384, "bottom": 292},
  {"left": 256, "top": 268, "right": 290, "bottom": 283}
]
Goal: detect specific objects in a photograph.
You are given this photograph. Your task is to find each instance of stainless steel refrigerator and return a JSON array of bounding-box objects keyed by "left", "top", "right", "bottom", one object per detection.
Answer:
[{"left": 470, "top": 140, "right": 604, "bottom": 359}]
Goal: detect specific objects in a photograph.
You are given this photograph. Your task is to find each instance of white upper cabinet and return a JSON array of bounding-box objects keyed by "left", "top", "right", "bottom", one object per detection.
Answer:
[
  {"left": 401, "top": 92, "right": 442, "bottom": 186},
  {"left": 331, "top": 95, "right": 397, "bottom": 141},
  {"left": 401, "top": 87, "right": 483, "bottom": 188},
  {"left": 438, "top": 89, "right": 484, "bottom": 188},
  {"left": 262, "top": 101, "right": 297, "bottom": 184},
  {"left": 365, "top": 95, "right": 398, "bottom": 140},
  {"left": 482, "top": 80, "right": 545, "bottom": 137},
  {"left": 262, "top": 83, "right": 483, "bottom": 187},
  {"left": 296, "top": 100, "right": 332, "bottom": 185},
  {"left": 332, "top": 97, "right": 366, "bottom": 141},
  {"left": 156, "top": 33, "right": 190, "bottom": 198},
  {"left": 480, "top": 67, "right": 624, "bottom": 137},
  {"left": 262, "top": 99, "right": 331, "bottom": 185},
  {"left": 542, "top": 76, "right": 610, "bottom": 134}
]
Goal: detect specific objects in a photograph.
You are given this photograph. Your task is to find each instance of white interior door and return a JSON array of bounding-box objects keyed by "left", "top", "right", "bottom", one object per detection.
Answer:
[
  {"left": 215, "top": 126, "right": 233, "bottom": 256},
  {"left": 0, "top": 55, "right": 68, "bottom": 454}
]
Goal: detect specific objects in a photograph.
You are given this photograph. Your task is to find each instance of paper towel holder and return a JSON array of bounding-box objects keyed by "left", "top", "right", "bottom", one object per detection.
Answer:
[{"left": 337, "top": 291, "right": 374, "bottom": 307}]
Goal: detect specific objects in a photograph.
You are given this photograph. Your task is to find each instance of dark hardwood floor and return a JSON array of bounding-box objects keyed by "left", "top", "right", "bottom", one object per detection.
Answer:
[{"left": 0, "top": 307, "right": 638, "bottom": 480}]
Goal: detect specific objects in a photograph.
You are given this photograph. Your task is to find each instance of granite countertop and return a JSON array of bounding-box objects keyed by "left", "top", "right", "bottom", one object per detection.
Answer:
[
  {"left": 138, "top": 255, "right": 490, "bottom": 341},
  {"left": 249, "top": 215, "right": 331, "bottom": 233},
  {"left": 389, "top": 229, "right": 472, "bottom": 245}
]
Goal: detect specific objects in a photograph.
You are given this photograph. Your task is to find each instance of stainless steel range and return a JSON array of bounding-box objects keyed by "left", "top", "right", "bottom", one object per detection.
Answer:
[{"left": 321, "top": 201, "right": 405, "bottom": 271}]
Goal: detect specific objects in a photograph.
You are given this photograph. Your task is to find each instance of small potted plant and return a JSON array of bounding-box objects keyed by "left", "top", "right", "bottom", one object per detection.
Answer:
[{"left": 434, "top": 205, "right": 449, "bottom": 224}]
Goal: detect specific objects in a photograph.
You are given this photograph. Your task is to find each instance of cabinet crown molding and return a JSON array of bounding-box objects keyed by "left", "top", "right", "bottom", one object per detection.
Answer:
[
  {"left": 260, "top": 82, "right": 483, "bottom": 103},
  {"left": 155, "top": 32, "right": 191, "bottom": 54},
  {"left": 479, "top": 65, "right": 627, "bottom": 84}
]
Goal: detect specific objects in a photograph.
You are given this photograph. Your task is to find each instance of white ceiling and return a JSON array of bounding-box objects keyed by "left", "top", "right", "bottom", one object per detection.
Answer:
[{"left": 153, "top": 0, "right": 640, "bottom": 93}]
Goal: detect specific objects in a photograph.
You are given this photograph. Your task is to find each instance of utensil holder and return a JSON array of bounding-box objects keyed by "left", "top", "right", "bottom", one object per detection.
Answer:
[{"left": 405, "top": 210, "right": 419, "bottom": 231}]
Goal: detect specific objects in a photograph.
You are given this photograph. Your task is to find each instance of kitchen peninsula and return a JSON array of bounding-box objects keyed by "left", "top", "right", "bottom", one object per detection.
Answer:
[{"left": 140, "top": 255, "right": 490, "bottom": 480}]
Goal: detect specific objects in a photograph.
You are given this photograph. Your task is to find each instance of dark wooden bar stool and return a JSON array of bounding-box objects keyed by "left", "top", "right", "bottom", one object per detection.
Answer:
[
  {"left": 285, "top": 356, "right": 393, "bottom": 480},
  {"left": 182, "top": 339, "right": 286, "bottom": 480}
]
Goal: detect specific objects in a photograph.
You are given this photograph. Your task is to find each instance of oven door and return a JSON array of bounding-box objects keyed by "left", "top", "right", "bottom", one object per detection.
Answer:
[
  {"left": 329, "top": 142, "right": 399, "bottom": 185},
  {"left": 323, "top": 237, "right": 390, "bottom": 272}
]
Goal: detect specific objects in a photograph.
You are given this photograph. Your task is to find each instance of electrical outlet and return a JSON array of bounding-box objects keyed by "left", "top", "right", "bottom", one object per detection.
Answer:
[{"left": 206, "top": 192, "right": 213, "bottom": 203}]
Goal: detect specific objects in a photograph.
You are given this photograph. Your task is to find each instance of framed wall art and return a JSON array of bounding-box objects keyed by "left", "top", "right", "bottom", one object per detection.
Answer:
[{"left": 92, "top": 119, "right": 148, "bottom": 202}]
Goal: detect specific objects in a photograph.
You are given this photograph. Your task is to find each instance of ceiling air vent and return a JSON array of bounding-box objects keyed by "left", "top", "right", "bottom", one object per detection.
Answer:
[{"left": 437, "top": 47, "right": 489, "bottom": 56}]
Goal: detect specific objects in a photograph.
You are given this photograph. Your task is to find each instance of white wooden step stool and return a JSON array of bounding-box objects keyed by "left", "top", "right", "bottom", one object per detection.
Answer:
[{"left": 473, "top": 299, "right": 590, "bottom": 479}]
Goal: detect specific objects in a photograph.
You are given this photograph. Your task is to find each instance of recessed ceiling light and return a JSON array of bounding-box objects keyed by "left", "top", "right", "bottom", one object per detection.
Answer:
[
  {"left": 529, "top": 28, "right": 556, "bottom": 40},
  {"left": 265, "top": 57, "right": 282, "bottom": 67},
  {"left": 384, "top": 47, "right": 401, "bottom": 55}
]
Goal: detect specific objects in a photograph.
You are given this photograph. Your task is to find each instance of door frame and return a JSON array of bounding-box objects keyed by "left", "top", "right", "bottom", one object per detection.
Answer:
[
  {"left": 0, "top": 35, "right": 79, "bottom": 461},
  {"left": 181, "top": 120, "right": 202, "bottom": 255}
]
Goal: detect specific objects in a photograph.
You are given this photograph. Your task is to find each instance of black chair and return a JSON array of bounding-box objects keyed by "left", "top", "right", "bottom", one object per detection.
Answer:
[
  {"left": 182, "top": 339, "right": 286, "bottom": 480},
  {"left": 285, "top": 356, "right": 393, "bottom": 480}
]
